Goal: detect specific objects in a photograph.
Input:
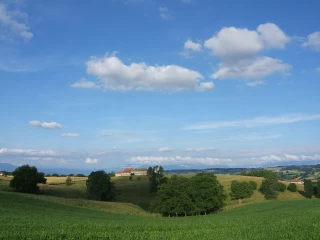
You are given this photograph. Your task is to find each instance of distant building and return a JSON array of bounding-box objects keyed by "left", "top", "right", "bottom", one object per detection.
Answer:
[
  {"left": 290, "top": 178, "right": 303, "bottom": 185},
  {"left": 132, "top": 168, "right": 148, "bottom": 176},
  {"left": 115, "top": 168, "right": 147, "bottom": 177}
]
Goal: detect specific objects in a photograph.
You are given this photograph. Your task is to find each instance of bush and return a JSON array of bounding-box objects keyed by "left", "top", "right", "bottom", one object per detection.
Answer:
[
  {"left": 9, "top": 165, "right": 46, "bottom": 194},
  {"left": 277, "top": 182, "right": 286, "bottom": 192},
  {"left": 230, "top": 181, "right": 254, "bottom": 204},
  {"left": 86, "top": 170, "right": 116, "bottom": 201},
  {"left": 248, "top": 181, "right": 258, "bottom": 190},
  {"left": 66, "top": 176, "right": 72, "bottom": 186},
  {"left": 287, "top": 183, "right": 297, "bottom": 192},
  {"left": 259, "top": 178, "right": 279, "bottom": 200}
]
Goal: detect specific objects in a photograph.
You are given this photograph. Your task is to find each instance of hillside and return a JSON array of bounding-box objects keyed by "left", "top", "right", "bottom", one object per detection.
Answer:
[
  {"left": 0, "top": 191, "right": 319, "bottom": 239},
  {"left": 0, "top": 174, "right": 306, "bottom": 211}
]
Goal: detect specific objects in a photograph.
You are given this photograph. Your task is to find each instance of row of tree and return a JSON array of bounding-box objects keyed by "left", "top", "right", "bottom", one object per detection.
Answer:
[{"left": 150, "top": 173, "right": 226, "bottom": 216}]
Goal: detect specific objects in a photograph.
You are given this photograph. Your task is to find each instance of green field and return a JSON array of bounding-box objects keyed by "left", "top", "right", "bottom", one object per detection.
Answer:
[{"left": 0, "top": 191, "right": 319, "bottom": 240}]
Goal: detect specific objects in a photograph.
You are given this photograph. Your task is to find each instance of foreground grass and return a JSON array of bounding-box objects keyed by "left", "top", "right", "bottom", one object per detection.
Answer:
[{"left": 0, "top": 191, "right": 319, "bottom": 240}]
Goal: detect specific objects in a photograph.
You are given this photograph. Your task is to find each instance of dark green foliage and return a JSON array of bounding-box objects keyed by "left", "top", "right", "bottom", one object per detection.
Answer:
[
  {"left": 2, "top": 171, "right": 8, "bottom": 177},
  {"left": 69, "top": 174, "right": 74, "bottom": 177},
  {"left": 315, "top": 180, "right": 320, "bottom": 198},
  {"left": 109, "top": 171, "right": 115, "bottom": 177},
  {"left": 151, "top": 173, "right": 226, "bottom": 216},
  {"left": 147, "top": 166, "right": 167, "bottom": 192},
  {"left": 76, "top": 174, "right": 86, "bottom": 177},
  {"left": 247, "top": 170, "right": 278, "bottom": 179},
  {"left": 259, "top": 178, "right": 279, "bottom": 200},
  {"left": 86, "top": 170, "right": 116, "bottom": 201},
  {"left": 52, "top": 173, "right": 59, "bottom": 177},
  {"left": 304, "top": 179, "right": 314, "bottom": 198},
  {"left": 230, "top": 181, "right": 254, "bottom": 203},
  {"left": 129, "top": 176, "right": 133, "bottom": 181},
  {"left": 60, "top": 174, "right": 66, "bottom": 177},
  {"left": 66, "top": 176, "right": 72, "bottom": 186},
  {"left": 45, "top": 174, "right": 51, "bottom": 177},
  {"left": 9, "top": 164, "right": 46, "bottom": 194},
  {"left": 277, "top": 182, "right": 286, "bottom": 192},
  {"left": 248, "top": 181, "right": 258, "bottom": 190},
  {"left": 287, "top": 183, "right": 298, "bottom": 192}
]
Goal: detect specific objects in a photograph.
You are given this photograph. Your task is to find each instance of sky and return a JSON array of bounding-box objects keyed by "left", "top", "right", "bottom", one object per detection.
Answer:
[{"left": 0, "top": 0, "right": 320, "bottom": 170}]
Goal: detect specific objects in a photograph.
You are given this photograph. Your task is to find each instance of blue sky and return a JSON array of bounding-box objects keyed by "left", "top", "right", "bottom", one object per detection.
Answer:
[{"left": 0, "top": 0, "right": 320, "bottom": 170}]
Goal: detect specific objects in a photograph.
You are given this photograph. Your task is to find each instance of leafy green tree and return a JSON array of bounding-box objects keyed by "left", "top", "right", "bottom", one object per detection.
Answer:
[
  {"left": 45, "top": 174, "right": 51, "bottom": 177},
  {"left": 287, "top": 183, "right": 298, "bottom": 192},
  {"left": 259, "top": 178, "right": 279, "bottom": 200},
  {"left": 277, "top": 182, "right": 286, "bottom": 192},
  {"left": 147, "top": 166, "right": 167, "bottom": 192},
  {"left": 248, "top": 181, "right": 258, "bottom": 190},
  {"left": 9, "top": 165, "right": 46, "bottom": 194},
  {"left": 315, "top": 180, "right": 320, "bottom": 198},
  {"left": 230, "top": 181, "right": 254, "bottom": 204},
  {"left": 69, "top": 174, "right": 74, "bottom": 177},
  {"left": 66, "top": 176, "right": 72, "bottom": 186},
  {"left": 2, "top": 171, "right": 8, "bottom": 177},
  {"left": 76, "top": 174, "right": 85, "bottom": 177},
  {"left": 190, "top": 173, "right": 226, "bottom": 215},
  {"left": 52, "top": 173, "right": 59, "bottom": 177},
  {"left": 86, "top": 170, "right": 116, "bottom": 201},
  {"left": 109, "top": 171, "right": 115, "bottom": 177},
  {"left": 304, "top": 179, "right": 314, "bottom": 198}
]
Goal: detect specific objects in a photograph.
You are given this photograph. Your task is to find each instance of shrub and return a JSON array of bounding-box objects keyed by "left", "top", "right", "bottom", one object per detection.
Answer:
[
  {"left": 277, "top": 182, "right": 286, "bottom": 192},
  {"left": 259, "top": 178, "right": 279, "bottom": 200},
  {"left": 248, "top": 181, "right": 258, "bottom": 190},
  {"left": 287, "top": 183, "right": 297, "bottom": 192},
  {"left": 230, "top": 181, "right": 254, "bottom": 204},
  {"left": 66, "top": 176, "right": 72, "bottom": 186}
]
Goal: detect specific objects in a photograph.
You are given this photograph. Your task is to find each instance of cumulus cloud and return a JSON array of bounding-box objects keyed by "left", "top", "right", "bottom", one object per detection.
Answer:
[
  {"left": 159, "top": 147, "right": 174, "bottom": 152},
  {"left": 159, "top": 7, "right": 170, "bottom": 20},
  {"left": 204, "top": 23, "right": 290, "bottom": 84},
  {"left": 85, "top": 157, "right": 99, "bottom": 164},
  {"left": 129, "top": 156, "right": 232, "bottom": 165},
  {"left": 86, "top": 53, "right": 214, "bottom": 92},
  {"left": 29, "top": 120, "right": 62, "bottom": 129},
  {"left": 185, "top": 113, "right": 320, "bottom": 130},
  {"left": 184, "top": 40, "right": 202, "bottom": 51},
  {"left": 71, "top": 78, "right": 98, "bottom": 89},
  {"left": 284, "top": 154, "right": 300, "bottom": 161},
  {"left": 61, "top": 133, "right": 79, "bottom": 137},
  {"left": 302, "top": 32, "right": 320, "bottom": 51},
  {"left": 0, "top": 3, "right": 33, "bottom": 40},
  {"left": 251, "top": 153, "right": 320, "bottom": 164}
]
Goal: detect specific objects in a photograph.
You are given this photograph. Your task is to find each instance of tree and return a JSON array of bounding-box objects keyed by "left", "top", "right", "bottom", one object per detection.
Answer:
[
  {"left": 277, "top": 182, "right": 286, "bottom": 192},
  {"left": 52, "top": 173, "right": 59, "bottom": 177},
  {"left": 248, "top": 181, "right": 257, "bottom": 190},
  {"left": 66, "top": 176, "right": 72, "bottom": 186},
  {"left": 259, "top": 178, "right": 279, "bottom": 200},
  {"left": 86, "top": 170, "right": 116, "bottom": 201},
  {"left": 230, "top": 181, "right": 254, "bottom": 204},
  {"left": 147, "top": 166, "right": 167, "bottom": 192},
  {"left": 45, "top": 174, "right": 51, "bottom": 177},
  {"left": 76, "top": 174, "right": 85, "bottom": 177},
  {"left": 69, "top": 174, "right": 74, "bottom": 177},
  {"left": 287, "top": 183, "right": 298, "bottom": 192},
  {"left": 315, "top": 180, "right": 320, "bottom": 198},
  {"left": 2, "top": 171, "right": 8, "bottom": 177},
  {"left": 304, "top": 179, "right": 314, "bottom": 198},
  {"left": 9, "top": 165, "right": 46, "bottom": 194}
]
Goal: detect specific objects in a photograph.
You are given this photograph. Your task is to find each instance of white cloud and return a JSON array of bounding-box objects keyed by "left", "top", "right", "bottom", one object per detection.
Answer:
[
  {"left": 204, "top": 23, "right": 290, "bottom": 83},
  {"left": 159, "top": 7, "right": 170, "bottom": 20},
  {"left": 0, "top": 148, "right": 56, "bottom": 156},
  {"left": 85, "top": 157, "right": 99, "bottom": 164},
  {"left": 29, "top": 120, "right": 62, "bottom": 129},
  {"left": 86, "top": 53, "right": 213, "bottom": 92},
  {"left": 0, "top": 4, "right": 33, "bottom": 40},
  {"left": 61, "top": 133, "right": 79, "bottom": 137},
  {"left": 71, "top": 78, "right": 98, "bottom": 89},
  {"left": 302, "top": 32, "right": 320, "bottom": 51},
  {"left": 301, "top": 155, "right": 320, "bottom": 161},
  {"left": 102, "top": 132, "right": 113, "bottom": 136},
  {"left": 185, "top": 147, "right": 216, "bottom": 152},
  {"left": 211, "top": 57, "right": 291, "bottom": 83},
  {"left": 185, "top": 113, "right": 320, "bottom": 130},
  {"left": 159, "top": 147, "right": 174, "bottom": 152},
  {"left": 284, "top": 154, "right": 300, "bottom": 161},
  {"left": 184, "top": 40, "right": 202, "bottom": 51},
  {"left": 129, "top": 156, "right": 232, "bottom": 165}
]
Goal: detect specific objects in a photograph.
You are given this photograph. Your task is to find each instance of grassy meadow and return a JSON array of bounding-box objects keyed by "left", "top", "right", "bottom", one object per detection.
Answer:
[{"left": 0, "top": 191, "right": 319, "bottom": 240}]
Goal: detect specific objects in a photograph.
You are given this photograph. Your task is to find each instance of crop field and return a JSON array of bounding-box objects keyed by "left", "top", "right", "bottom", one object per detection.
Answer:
[{"left": 0, "top": 191, "right": 319, "bottom": 240}]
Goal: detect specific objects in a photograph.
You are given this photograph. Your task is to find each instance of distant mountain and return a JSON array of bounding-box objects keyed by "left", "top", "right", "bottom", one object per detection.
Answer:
[{"left": 0, "top": 163, "right": 17, "bottom": 172}]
